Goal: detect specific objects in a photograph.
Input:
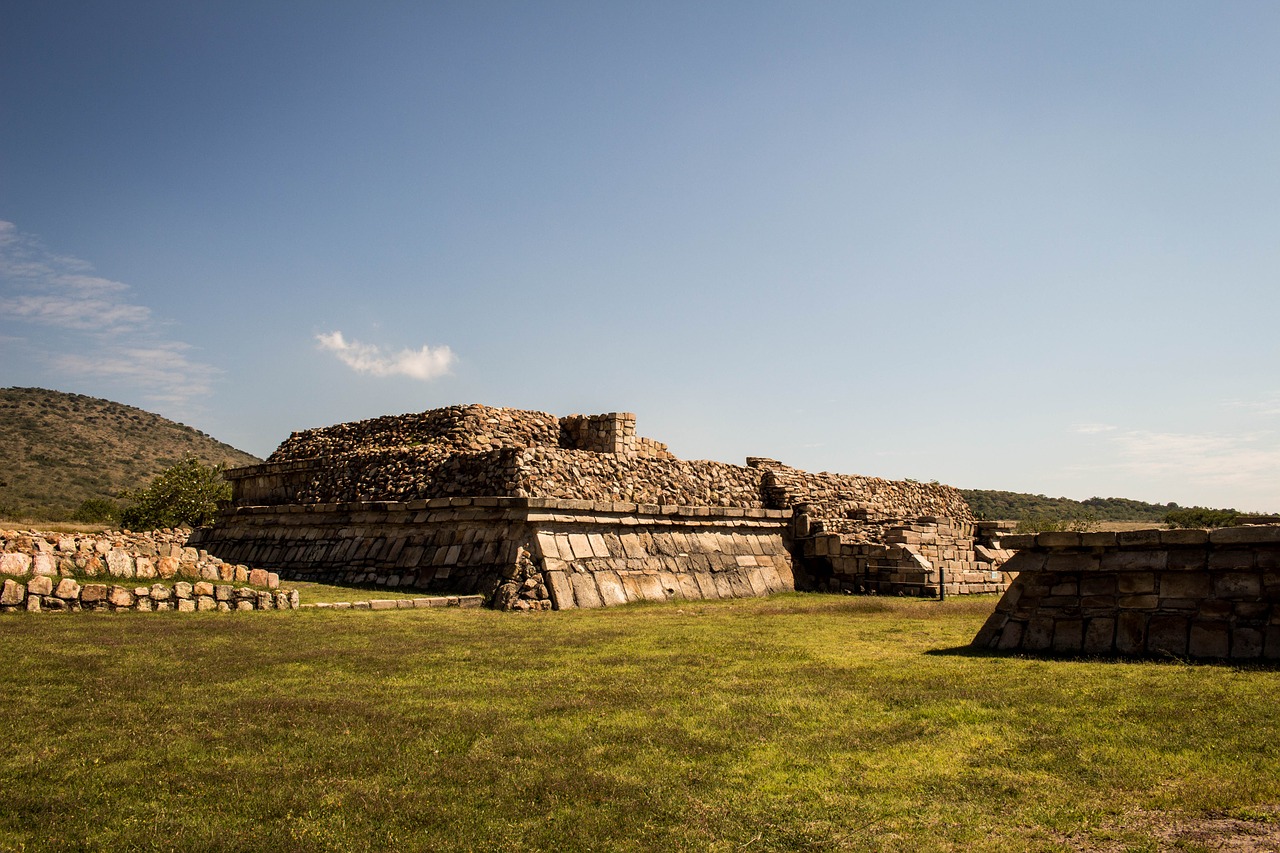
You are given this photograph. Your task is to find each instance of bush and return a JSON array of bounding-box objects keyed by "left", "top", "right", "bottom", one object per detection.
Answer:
[
  {"left": 120, "top": 458, "right": 230, "bottom": 531},
  {"left": 72, "top": 498, "right": 120, "bottom": 524}
]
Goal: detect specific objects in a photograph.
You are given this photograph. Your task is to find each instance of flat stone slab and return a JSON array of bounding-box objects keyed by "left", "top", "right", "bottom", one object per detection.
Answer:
[{"left": 300, "top": 595, "right": 484, "bottom": 610}]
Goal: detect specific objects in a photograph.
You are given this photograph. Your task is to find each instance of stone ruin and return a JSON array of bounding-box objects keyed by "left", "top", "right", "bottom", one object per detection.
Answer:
[
  {"left": 193, "top": 404, "right": 1013, "bottom": 609},
  {"left": 972, "top": 526, "right": 1280, "bottom": 660}
]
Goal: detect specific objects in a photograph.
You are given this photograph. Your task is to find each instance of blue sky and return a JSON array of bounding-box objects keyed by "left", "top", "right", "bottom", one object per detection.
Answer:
[{"left": 3, "top": 1, "right": 1279, "bottom": 511}]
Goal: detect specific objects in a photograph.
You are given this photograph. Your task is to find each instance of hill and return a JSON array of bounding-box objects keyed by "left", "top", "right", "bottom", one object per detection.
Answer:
[
  {"left": 0, "top": 387, "right": 261, "bottom": 521},
  {"left": 960, "top": 489, "right": 1184, "bottom": 523}
]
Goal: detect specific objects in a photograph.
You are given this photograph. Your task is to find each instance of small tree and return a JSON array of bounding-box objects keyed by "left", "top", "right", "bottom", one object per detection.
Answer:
[{"left": 120, "top": 458, "right": 230, "bottom": 530}]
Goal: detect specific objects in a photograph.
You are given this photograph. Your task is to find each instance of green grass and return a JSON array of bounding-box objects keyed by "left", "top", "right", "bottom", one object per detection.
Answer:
[
  {"left": 290, "top": 580, "right": 434, "bottom": 603},
  {"left": 1, "top": 594, "right": 1277, "bottom": 851}
]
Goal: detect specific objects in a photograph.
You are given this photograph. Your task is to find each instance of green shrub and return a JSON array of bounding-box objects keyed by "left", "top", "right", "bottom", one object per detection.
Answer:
[
  {"left": 119, "top": 458, "right": 230, "bottom": 531},
  {"left": 71, "top": 498, "right": 120, "bottom": 524}
]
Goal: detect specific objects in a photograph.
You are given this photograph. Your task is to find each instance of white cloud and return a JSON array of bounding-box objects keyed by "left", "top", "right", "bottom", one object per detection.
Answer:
[
  {"left": 0, "top": 220, "right": 219, "bottom": 408},
  {"left": 316, "top": 330, "right": 455, "bottom": 381},
  {"left": 1072, "top": 423, "right": 1117, "bottom": 435}
]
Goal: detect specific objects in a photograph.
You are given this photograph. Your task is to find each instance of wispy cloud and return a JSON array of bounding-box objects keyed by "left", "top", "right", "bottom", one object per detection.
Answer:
[
  {"left": 1073, "top": 424, "right": 1280, "bottom": 509},
  {"left": 1072, "top": 423, "right": 1117, "bottom": 435},
  {"left": 0, "top": 220, "right": 219, "bottom": 408},
  {"left": 1226, "top": 393, "right": 1280, "bottom": 417},
  {"left": 316, "top": 330, "right": 455, "bottom": 381}
]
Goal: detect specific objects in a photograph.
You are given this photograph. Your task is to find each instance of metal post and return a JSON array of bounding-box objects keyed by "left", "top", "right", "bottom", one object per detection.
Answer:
[{"left": 938, "top": 566, "right": 946, "bottom": 601}]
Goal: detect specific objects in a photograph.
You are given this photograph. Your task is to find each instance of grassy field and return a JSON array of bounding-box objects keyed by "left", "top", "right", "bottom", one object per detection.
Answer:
[{"left": 1, "top": 594, "right": 1278, "bottom": 852}]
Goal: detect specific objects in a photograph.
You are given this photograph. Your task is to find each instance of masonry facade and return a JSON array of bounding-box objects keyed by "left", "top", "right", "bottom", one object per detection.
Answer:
[
  {"left": 195, "top": 405, "right": 1011, "bottom": 609},
  {"left": 971, "top": 526, "right": 1280, "bottom": 660}
]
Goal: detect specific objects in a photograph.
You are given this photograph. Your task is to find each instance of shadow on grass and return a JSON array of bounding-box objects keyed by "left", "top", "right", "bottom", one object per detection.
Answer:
[{"left": 925, "top": 644, "right": 1280, "bottom": 670}]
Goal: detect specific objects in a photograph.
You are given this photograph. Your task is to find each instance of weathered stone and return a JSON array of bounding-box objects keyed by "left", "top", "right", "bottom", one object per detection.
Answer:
[
  {"left": 248, "top": 568, "right": 269, "bottom": 587},
  {"left": 1214, "top": 573, "right": 1261, "bottom": 598},
  {"left": 156, "top": 556, "right": 179, "bottom": 578},
  {"left": 214, "top": 584, "right": 233, "bottom": 602},
  {"left": 1188, "top": 622, "right": 1229, "bottom": 658},
  {"left": 0, "top": 553, "right": 32, "bottom": 576},
  {"left": 106, "top": 550, "right": 134, "bottom": 578},
  {"left": 0, "top": 579, "right": 24, "bottom": 605},
  {"left": 108, "top": 586, "right": 134, "bottom": 607},
  {"left": 1082, "top": 617, "right": 1115, "bottom": 654},
  {"left": 80, "top": 583, "right": 107, "bottom": 603},
  {"left": 134, "top": 557, "right": 156, "bottom": 579},
  {"left": 54, "top": 578, "right": 80, "bottom": 599},
  {"left": 1051, "top": 619, "right": 1083, "bottom": 652},
  {"left": 1230, "top": 627, "right": 1264, "bottom": 659},
  {"left": 27, "top": 575, "right": 53, "bottom": 596},
  {"left": 177, "top": 598, "right": 197, "bottom": 612},
  {"left": 1147, "top": 616, "right": 1189, "bottom": 656},
  {"left": 569, "top": 574, "right": 604, "bottom": 608},
  {"left": 32, "top": 553, "right": 56, "bottom": 576},
  {"left": 1159, "top": 573, "right": 1210, "bottom": 599},
  {"left": 174, "top": 582, "right": 194, "bottom": 600}
]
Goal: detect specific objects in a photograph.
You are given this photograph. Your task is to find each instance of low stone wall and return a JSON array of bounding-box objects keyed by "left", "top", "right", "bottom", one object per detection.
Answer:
[
  {"left": 971, "top": 526, "right": 1280, "bottom": 659},
  {"left": 0, "top": 578, "right": 299, "bottom": 613},
  {"left": 794, "top": 516, "right": 1014, "bottom": 596},
  {"left": 192, "top": 497, "right": 793, "bottom": 611},
  {"left": 1, "top": 528, "right": 274, "bottom": 585}
]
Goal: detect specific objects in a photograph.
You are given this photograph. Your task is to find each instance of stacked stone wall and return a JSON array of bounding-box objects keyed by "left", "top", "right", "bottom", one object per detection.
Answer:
[
  {"left": 228, "top": 447, "right": 764, "bottom": 510},
  {"left": 193, "top": 498, "right": 793, "bottom": 611},
  {"left": 511, "top": 448, "right": 761, "bottom": 507},
  {"left": 1, "top": 528, "right": 278, "bottom": 586},
  {"left": 268, "top": 404, "right": 561, "bottom": 461},
  {"left": 0, "top": 578, "right": 299, "bottom": 613},
  {"left": 972, "top": 526, "right": 1280, "bottom": 659},
  {"left": 795, "top": 517, "right": 1013, "bottom": 597}
]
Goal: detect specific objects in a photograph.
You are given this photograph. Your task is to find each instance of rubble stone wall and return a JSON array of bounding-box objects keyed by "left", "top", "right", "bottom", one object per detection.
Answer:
[
  {"left": 1, "top": 528, "right": 279, "bottom": 586},
  {"left": 227, "top": 446, "right": 764, "bottom": 509},
  {"left": 755, "top": 461, "right": 973, "bottom": 529},
  {"left": 794, "top": 517, "right": 1014, "bottom": 597},
  {"left": 971, "top": 526, "right": 1280, "bottom": 659},
  {"left": 0, "top": 577, "right": 299, "bottom": 613},
  {"left": 268, "top": 404, "right": 562, "bottom": 461},
  {"left": 193, "top": 498, "right": 793, "bottom": 611}
]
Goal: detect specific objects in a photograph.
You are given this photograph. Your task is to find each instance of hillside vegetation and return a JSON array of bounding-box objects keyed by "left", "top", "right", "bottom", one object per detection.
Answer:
[
  {"left": 0, "top": 387, "right": 260, "bottom": 522},
  {"left": 961, "top": 489, "right": 1182, "bottom": 523}
]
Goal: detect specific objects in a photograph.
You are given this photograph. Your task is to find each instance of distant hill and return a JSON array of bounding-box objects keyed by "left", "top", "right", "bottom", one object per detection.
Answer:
[
  {"left": 0, "top": 387, "right": 261, "bottom": 521},
  {"left": 960, "top": 489, "right": 1183, "bottom": 523}
]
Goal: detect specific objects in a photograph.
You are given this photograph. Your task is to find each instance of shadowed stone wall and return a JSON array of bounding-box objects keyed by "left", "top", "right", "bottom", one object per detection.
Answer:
[
  {"left": 972, "top": 526, "right": 1280, "bottom": 659},
  {"left": 193, "top": 497, "right": 792, "bottom": 611}
]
